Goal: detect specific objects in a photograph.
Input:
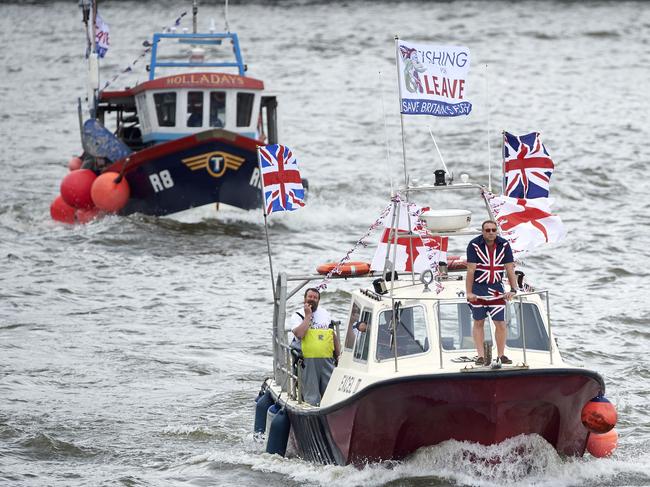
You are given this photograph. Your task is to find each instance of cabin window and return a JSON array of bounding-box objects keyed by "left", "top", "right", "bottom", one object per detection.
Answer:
[
  {"left": 236, "top": 92, "right": 254, "bottom": 127},
  {"left": 187, "top": 91, "right": 204, "bottom": 127},
  {"left": 344, "top": 302, "right": 361, "bottom": 350},
  {"left": 210, "top": 91, "right": 226, "bottom": 127},
  {"left": 376, "top": 305, "right": 429, "bottom": 361},
  {"left": 154, "top": 92, "right": 177, "bottom": 127},
  {"left": 505, "top": 302, "right": 550, "bottom": 351},
  {"left": 438, "top": 303, "right": 482, "bottom": 350},
  {"left": 352, "top": 309, "right": 372, "bottom": 362}
]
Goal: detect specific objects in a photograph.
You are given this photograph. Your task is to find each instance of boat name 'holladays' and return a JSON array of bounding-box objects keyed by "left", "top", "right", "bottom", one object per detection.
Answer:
[{"left": 165, "top": 73, "right": 246, "bottom": 87}]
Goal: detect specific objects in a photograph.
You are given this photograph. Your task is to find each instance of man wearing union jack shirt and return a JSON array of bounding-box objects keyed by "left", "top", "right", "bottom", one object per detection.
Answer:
[{"left": 466, "top": 220, "right": 519, "bottom": 366}]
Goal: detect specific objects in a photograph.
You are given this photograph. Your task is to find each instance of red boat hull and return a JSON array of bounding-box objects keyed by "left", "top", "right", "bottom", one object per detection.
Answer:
[{"left": 277, "top": 368, "right": 604, "bottom": 465}]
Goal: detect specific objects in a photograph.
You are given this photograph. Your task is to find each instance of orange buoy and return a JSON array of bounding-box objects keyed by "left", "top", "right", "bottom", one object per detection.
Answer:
[
  {"left": 586, "top": 428, "right": 618, "bottom": 458},
  {"left": 75, "top": 207, "right": 102, "bottom": 224},
  {"left": 581, "top": 394, "right": 617, "bottom": 434},
  {"left": 68, "top": 157, "right": 83, "bottom": 171},
  {"left": 50, "top": 195, "right": 76, "bottom": 224},
  {"left": 91, "top": 172, "right": 130, "bottom": 213},
  {"left": 60, "top": 169, "right": 97, "bottom": 209},
  {"left": 316, "top": 261, "right": 371, "bottom": 276}
]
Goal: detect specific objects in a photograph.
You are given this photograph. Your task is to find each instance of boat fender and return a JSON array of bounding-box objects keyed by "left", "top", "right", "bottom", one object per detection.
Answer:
[
  {"left": 586, "top": 428, "right": 618, "bottom": 458},
  {"left": 265, "top": 407, "right": 290, "bottom": 457},
  {"left": 254, "top": 390, "right": 274, "bottom": 434},
  {"left": 316, "top": 261, "right": 371, "bottom": 276},
  {"left": 581, "top": 394, "right": 617, "bottom": 434},
  {"left": 264, "top": 403, "right": 281, "bottom": 439}
]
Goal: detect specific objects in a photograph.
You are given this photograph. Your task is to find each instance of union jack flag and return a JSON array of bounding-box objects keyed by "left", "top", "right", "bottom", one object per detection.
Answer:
[
  {"left": 469, "top": 240, "right": 511, "bottom": 285},
  {"left": 470, "top": 289, "right": 506, "bottom": 318},
  {"left": 258, "top": 144, "right": 305, "bottom": 214},
  {"left": 503, "top": 132, "right": 554, "bottom": 199}
]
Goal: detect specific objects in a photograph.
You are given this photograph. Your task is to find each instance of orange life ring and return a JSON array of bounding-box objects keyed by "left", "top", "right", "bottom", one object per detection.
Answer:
[
  {"left": 447, "top": 255, "right": 467, "bottom": 271},
  {"left": 316, "top": 261, "right": 371, "bottom": 276}
]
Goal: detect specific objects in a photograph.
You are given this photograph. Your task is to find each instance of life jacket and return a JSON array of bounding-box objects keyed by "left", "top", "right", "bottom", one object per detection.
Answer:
[
  {"left": 295, "top": 312, "right": 335, "bottom": 359},
  {"left": 302, "top": 327, "right": 335, "bottom": 358}
]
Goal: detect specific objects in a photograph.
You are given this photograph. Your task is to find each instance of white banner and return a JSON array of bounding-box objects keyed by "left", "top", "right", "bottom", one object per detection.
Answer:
[{"left": 397, "top": 41, "right": 472, "bottom": 117}]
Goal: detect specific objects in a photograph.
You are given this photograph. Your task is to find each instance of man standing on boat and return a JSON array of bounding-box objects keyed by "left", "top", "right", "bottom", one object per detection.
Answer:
[
  {"left": 288, "top": 288, "right": 340, "bottom": 406},
  {"left": 466, "top": 220, "right": 519, "bottom": 366}
]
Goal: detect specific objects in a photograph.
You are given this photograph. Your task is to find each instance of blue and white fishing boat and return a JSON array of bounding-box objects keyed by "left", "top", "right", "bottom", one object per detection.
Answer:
[{"left": 53, "top": 1, "right": 283, "bottom": 219}]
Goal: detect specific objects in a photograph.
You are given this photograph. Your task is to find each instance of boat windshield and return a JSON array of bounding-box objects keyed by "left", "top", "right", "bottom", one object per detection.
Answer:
[
  {"left": 505, "top": 301, "right": 550, "bottom": 351},
  {"left": 376, "top": 305, "right": 429, "bottom": 360},
  {"left": 438, "top": 300, "right": 549, "bottom": 352}
]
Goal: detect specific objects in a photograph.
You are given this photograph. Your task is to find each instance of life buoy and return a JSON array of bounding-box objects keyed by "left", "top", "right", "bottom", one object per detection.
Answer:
[
  {"left": 447, "top": 255, "right": 467, "bottom": 271},
  {"left": 316, "top": 261, "right": 371, "bottom": 276}
]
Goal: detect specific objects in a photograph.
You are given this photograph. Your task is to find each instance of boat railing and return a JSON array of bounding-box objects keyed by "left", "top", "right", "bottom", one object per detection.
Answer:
[
  {"left": 149, "top": 32, "right": 246, "bottom": 79},
  {"left": 273, "top": 271, "right": 380, "bottom": 401}
]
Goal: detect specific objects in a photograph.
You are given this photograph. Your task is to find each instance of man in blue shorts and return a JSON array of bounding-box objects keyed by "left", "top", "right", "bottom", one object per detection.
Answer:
[{"left": 466, "top": 220, "right": 519, "bottom": 366}]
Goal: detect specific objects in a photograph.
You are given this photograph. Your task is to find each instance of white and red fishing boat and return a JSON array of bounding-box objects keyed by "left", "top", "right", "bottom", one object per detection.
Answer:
[
  {"left": 255, "top": 180, "right": 615, "bottom": 465},
  {"left": 253, "top": 38, "right": 617, "bottom": 466}
]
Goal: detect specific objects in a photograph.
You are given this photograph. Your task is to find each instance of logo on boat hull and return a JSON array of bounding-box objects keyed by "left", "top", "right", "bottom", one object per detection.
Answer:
[{"left": 181, "top": 151, "right": 245, "bottom": 178}]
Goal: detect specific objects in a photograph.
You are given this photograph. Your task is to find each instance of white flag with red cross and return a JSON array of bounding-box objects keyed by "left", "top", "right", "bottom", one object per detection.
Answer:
[{"left": 489, "top": 195, "right": 566, "bottom": 254}]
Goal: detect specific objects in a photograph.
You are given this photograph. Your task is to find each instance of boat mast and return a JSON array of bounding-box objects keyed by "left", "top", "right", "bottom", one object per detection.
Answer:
[
  {"left": 80, "top": 0, "right": 99, "bottom": 119},
  {"left": 394, "top": 35, "right": 409, "bottom": 190},
  {"left": 192, "top": 0, "right": 198, "bottom": 34}
]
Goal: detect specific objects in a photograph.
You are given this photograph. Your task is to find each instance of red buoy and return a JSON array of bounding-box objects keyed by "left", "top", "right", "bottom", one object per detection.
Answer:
[
  {"left": 75, "top": 207, "right": 102, "bottom": 224},
  {"left": 581, "top": 394, "right": 617, "bottom": 434},
  {"left": 91, "top": 172, "right": 130, "bottom": 213},
  {"left": 50, "top": 195, "right": 76, "bottom": 224},
  {"left": 68, "top": 157, "right": 83, "bottom": 171},
  {"left": 60, "top": 169, "right": 97, "bottom": 209},
  {"left": 586, "top": 428, "right": 618, "bottom": 458}
]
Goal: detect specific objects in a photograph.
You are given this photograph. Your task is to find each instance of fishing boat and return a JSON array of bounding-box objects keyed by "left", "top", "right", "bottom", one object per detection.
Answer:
[
  {"left": 51, "top": 1, "right": 283, "bottom": 220},
  {"left": 254, "top": 181, "right": 614, "bottom": 465},
  {"left": 252, "top": 37, "right": 617, "bottom": 466}
]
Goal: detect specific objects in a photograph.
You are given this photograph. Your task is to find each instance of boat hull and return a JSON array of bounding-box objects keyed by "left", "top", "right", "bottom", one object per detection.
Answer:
[
  {"left": 271, "top": 368, "right": 604, "bottom": 466},
  {"left": 105, "top": 129, "right": 262, "bottom": 216}
]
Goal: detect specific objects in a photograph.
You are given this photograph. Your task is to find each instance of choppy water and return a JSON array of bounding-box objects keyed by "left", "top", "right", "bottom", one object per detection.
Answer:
[{"left": 1, "top": 1, "right": 649, "bottom": 486}]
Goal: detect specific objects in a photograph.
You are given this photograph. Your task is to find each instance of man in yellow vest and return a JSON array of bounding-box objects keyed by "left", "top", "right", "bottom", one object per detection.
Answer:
[{"left": 288, "top": 288, "right": 340, "bottom": 406}]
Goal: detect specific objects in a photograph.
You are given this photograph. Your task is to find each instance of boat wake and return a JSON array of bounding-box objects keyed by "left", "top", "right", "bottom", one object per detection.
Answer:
[{"left": 185, "top": 433, "right": 650, "bottom": 487}]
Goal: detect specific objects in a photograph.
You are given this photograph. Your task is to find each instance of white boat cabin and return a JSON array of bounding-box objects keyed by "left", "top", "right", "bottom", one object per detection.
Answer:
[
  {"left": 99, "top": 72, "right": 275, "bottom": 149},
  {"left": 131, "top": 72, "right": 265, "bottom": 143},
  {"left": 318, "top": 275, "right": 562, "bottom": 407}
]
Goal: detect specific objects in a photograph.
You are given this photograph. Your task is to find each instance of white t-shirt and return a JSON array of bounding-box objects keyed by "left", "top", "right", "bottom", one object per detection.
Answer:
[{"left": 286, "top": 307, "right": 332, "bottom": 342}]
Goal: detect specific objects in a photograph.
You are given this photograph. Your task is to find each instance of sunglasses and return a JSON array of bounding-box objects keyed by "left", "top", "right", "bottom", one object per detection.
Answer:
[{"left": 483, "top": 228, "right": 497, "bottom": 233}]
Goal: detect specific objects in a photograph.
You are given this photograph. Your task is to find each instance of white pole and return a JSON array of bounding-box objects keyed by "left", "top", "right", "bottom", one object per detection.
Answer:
[
  {"left": 394, "top": 35, "right": 409, "bottom": 189},
  {"left": 486, "top": 64, "right": 492, "bottom": 193},
  {"left": 256, "top": 147, "right": 277, "bottom": 302}
]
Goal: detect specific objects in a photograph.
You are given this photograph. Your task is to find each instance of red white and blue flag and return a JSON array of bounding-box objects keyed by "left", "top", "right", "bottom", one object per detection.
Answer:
[
  {"left": 258, "top": 144, "right": 305, "bottom": 214},
  {"left": 469, "top": 241, "right": 509, "bottom": 285},
  {"left": 503, "top": 132, "right": 554, "bottom": 199}
]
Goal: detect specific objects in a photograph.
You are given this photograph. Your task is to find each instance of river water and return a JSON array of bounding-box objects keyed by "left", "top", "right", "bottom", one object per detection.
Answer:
[{"left": 1, "top": 1, "right": 649, "bottom": 486}]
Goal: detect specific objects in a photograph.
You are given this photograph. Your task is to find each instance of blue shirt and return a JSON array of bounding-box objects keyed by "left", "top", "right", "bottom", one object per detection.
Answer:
[{"left": 467, "top": 235, "right": 513, "bottom": 294}]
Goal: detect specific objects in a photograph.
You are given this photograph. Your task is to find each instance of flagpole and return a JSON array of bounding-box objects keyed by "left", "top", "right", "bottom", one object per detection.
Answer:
[
  {"left": 256, "top": 146, "right": 277, "bottom": 302},
  {"left": 485, "top": 63, "right": 492, "bottom": 193},
  {"left": 394, "top": 35, "right": 409, "bottom": 190},
  {"left": 501, "top": 130, "right": 506, "bottom": 195}
]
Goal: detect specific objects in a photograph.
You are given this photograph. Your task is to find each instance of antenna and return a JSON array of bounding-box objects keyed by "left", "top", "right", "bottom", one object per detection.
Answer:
[
  {"left": 379, "top": 71, "right": 395, "bottom": 197},
  {"left": 427, "top": 126, "right": 451, "bottom": 182},
  {"left": 224, "top": 0, "right": 230, "bottom": 32}
]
